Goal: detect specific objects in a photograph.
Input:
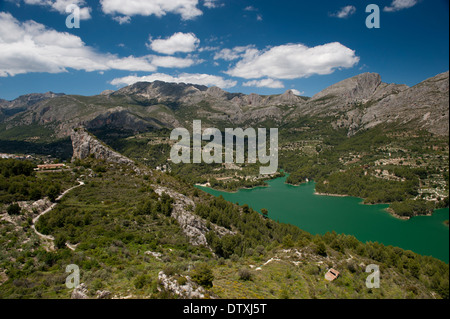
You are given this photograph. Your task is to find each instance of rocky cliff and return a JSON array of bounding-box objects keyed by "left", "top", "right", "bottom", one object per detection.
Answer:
[{"left": 71, "top": 128, "right": 134, "bottom": 165}]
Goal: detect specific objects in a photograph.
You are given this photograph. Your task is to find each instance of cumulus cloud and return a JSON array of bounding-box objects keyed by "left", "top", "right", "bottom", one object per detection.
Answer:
[
  {"left": 110, "top": 73, "right": 237, "bottom": 89},
  {"left": 0, "top": 12, "right": 195, "bottom": 77},
  {"left": 384, "top": 0, "right": 418, "bottom": 12},
  {"left": 330, "top": 5, "right": 356, "bottom": 18},
  {"left": 225, "top": 42, "right": 360, "bottom": 80},
  {"left": 214, "top": 45, "right": 256, "bottom": 61},
  {"left": 23, "top": 0, "right": 92, "bottom": 20},
  {"left": 243, "top": 78, "right": 284, "bottom": 89},
  {"left": 148, "top": 32, "right": 200, "bottom": 55},
  {"left": 100, "top": 0, "right": 203, "bottom": 20}
]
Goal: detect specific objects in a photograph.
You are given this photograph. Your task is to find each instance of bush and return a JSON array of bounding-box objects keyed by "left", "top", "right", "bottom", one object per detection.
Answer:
[
  {"left": 315, "top": 241, "right": 327, "bottom": 257},
  {"left": 134, "top": 275, "right": 151, "bottom": 289},
  {"left": 7, "top": 203, "right": 21, "bottom": 215},
  {"left": 191, "top": 263, "right": 214, "bottom": 288},
  {"left": 238, "top": 268, "right": 253, "bottom": 281},
  {"left": 55, "top": 235, "right": 67, "bottom": 249}
]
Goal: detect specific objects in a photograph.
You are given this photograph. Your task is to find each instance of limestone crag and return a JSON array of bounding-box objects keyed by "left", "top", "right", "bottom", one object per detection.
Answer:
[
  {"left": 71, "top": 283, "right": 89, "bottom": 299},
  {"left": 154, "top": 186, "right": 234, "bottom": 247},
  {"left": 71, "top": 128, "right": 134, "bottom": 165},
  {"left": 158, "top": 271, "right": 206, "bottom": 299}
]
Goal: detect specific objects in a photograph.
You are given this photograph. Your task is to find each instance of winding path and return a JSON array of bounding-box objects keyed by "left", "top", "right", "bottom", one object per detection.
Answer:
[{"left": 31, "top": 180, "right": 85, "bottom": 250}]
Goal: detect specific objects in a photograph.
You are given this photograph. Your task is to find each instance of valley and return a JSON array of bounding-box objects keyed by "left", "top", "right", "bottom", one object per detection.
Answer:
[{"left": 0, "top": 71, "right": 449, "bottom": 299}]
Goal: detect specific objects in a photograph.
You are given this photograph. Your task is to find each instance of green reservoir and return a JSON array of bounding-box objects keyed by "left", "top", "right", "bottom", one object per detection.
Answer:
[{"left": 197, "top": 175, "right": 449, "bottom": 263}]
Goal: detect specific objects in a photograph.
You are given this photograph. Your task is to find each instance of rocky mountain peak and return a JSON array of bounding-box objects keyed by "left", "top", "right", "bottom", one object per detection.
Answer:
[
  {"left": 311, "top": 72, "right": 382, "bottom": 103},
  {"left": 206, "top": 86, "right": 227, "bottom": 98},
  {"left": 274, "top": 90, "right": 303, "bottom": 104},
  {"left": 113, "top": 81, "right": 209, "bottom": 102}
]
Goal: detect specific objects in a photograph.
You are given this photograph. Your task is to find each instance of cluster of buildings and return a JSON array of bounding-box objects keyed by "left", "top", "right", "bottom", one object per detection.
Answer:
[{"left": 0, "top": 153, "right": 33, "bottom": 160}]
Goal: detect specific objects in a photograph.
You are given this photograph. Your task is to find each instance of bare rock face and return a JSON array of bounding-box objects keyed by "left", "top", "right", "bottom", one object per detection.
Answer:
[
  {"left": 71, "top": 283, "right": 89, "bottom": 299},
  {"left": 361, "top": 71, "right": 449, "bottom": 135},
  {"left": 301, "top": 71, "right": 448, "bottom": 136},
  {"left": 96, "top": 290, "right": 111, "bottom": 299},
  {"left": 311, "top": 73, "right": 383, "bottom": 105},
  {"left": 154, "top": 186, "right": 234, "bottom": 247},
  {"left": 71, "top": 128, "right": 134, "bottom": 165},
  {"left": 158, "top": 271, "right": 206, "bottom": 299},
  {"left": 206, "top": 86, "right": 227, "bottom": 98}
]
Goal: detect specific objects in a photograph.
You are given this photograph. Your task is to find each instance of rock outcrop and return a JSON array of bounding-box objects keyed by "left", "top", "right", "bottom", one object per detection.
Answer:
[
  {"left": 71, "top": 283, "right": 89, "bottom": 299},
  {"left": 158, "top": 271, "right": 206, "bottom": 299},
  {"left": 71, "top": 128, "right": 134, "bottom": 165},
  {"left": 154, "top": 186, "right": 234, "bottom": 247},
  {"left": 360, "top": 71, "right": 449, "bottom": 135}
]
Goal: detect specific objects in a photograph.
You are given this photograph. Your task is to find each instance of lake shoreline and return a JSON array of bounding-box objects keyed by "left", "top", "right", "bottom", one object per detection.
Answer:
[
  {"left": 198, "top": 178, "right": 449, "bottom": 263},
  {"left": 199, "top": 176, "right": 447, "bottom": 222},
  {"left": 314, "top": 192, "right": 350, "bottom": 198}
]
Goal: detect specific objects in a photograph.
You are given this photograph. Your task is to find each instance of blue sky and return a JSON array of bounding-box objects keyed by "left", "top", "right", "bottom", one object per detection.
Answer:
[{"left": 0, "top": 0, "right": 448, "bottom": 100}]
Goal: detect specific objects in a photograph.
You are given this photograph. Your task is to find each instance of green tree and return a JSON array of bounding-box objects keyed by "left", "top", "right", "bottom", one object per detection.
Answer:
[
  {"left": 55, "top": 235, "right": 67, "bottom": 249},
  {"left": 47, "top": 185, "right": 60, "bottom": 202},
  {"left": 191, "top": 263, "right": 214, "bottom": 288},
  {"left": 7, "top": 203, "right": 21, "bottom": 215},
  {"left": 261, "top": 208, "right": 269, "bottom": 218},
  {"left": 315, "top": 241, "right": 327, "bottom": 257}
]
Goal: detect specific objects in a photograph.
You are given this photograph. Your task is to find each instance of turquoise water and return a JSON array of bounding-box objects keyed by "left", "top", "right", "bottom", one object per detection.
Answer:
[{"left": 197, "top": 176, "right": 449, "bottom": 263}]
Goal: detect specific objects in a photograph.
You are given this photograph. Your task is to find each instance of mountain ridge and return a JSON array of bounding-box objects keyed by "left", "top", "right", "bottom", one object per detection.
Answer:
[{"left": 0, "top": 71, "right": 448, "bottom": 138}]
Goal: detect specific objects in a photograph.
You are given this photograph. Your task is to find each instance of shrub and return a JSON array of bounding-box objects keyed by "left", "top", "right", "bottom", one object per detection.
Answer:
[
  {"left": 55, "top": 235, "right": 67, "bottom": 250},
  {"left": 7, "top": 203, "right": 21, "bottom": 215},
  {"left": 315, "top": 241, "right": 327, "bottom": 257},
  {"left": 134, "top": 275, "right": 150, "bottom": 289},
  {"left": 191, "top": 263, "right": 214, "bottom": 288},
  {"left": 238, "top": 268, "right": 253, "bottom": 281}
]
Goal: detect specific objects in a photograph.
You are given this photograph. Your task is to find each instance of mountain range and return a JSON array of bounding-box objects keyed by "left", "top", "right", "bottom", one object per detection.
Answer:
[{"left": 0, "top": 71, "right": 448, "bottom": 141}]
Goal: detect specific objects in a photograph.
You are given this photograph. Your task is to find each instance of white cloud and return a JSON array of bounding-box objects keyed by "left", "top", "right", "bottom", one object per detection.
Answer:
[
  {"left": 112, "top": 15, "right": 131, "bottom": 24},
  {"left": 100, "top": 0, "right": 203, "bottom": 20},
  {"left": 243, "top": 79, "right": 284, "bottom": 89},
  {"left": 384, "top": 0, "right": 418, "bottom": 12},
  {"left": 244, "top": 6, "right": 257, "bottom": 11},
  {"left": 203, "top": 0, "right": 223, "bottom": 9},
  {"left": 225, "top": 42, "right": 360, "bottom": 80},
  {"left": 110, "top": 73, "right": 237, "bottom": 89},
  {"left": 330, "top": 5, "right": 356, "bottom": 18},
  {"left": 0, "top": 12, "right": 194, "bottom": 77},
  {"left": 214, "top": 45, "right": 256, "bottom": 61},
  {"left": 148, "top": 32, "right": 200, "bottom": 55},
  {"left": 23, "top": 0, "right": 92, "bottom": 20},
  {"left": 290, "top": 89, "right": 304, "bottom": 96}
]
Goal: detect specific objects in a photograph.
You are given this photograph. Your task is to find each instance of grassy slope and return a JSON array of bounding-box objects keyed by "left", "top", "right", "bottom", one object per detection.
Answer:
[{"left": 0, "top": 159, "right": 447, "bottom": 299}]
